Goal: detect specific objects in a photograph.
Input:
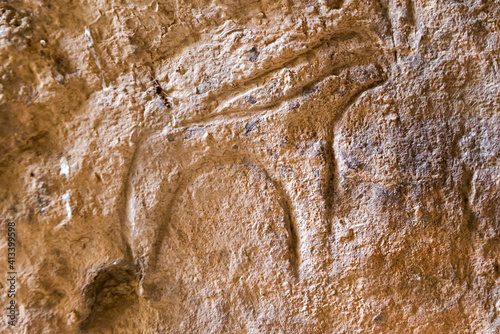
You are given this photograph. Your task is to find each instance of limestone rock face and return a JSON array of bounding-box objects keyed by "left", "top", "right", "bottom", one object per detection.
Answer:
[{"left": 0, "top": 0, "right": 499, "bottom": 332}]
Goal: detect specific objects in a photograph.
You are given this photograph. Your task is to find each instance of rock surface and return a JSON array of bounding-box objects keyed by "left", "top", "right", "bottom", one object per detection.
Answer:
[{"left": 0, "top": 0, "right": 499, "bottom": 332}]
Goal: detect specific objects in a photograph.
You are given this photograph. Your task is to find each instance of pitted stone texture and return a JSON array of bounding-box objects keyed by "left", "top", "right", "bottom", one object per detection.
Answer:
[{"left": 0, "top": 0, "right": 499, "bottom": 333}]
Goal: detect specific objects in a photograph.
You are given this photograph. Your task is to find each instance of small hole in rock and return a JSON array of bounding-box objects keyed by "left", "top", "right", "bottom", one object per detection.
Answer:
[{"left": 246, "top": 47, "right": 260, "bottom": 62}]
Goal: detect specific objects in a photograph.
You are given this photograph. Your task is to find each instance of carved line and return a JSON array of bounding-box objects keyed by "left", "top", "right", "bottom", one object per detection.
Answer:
[
  {"left": 181, "top": 45, "right": 383, "bottom": 127},
  {"left": 134, "top": 152, "right": 300, "bottom": 279},
  {"left": 377, "top": 0, "right": 397, "bottom": 60},
  {"left": 147, "top": 172, "right": 187, "bottom": 273},
  {"left": 243, "top": 158, "right": 300, "bottom": 280},
  {"left": 195, "top": 31, "right": 364, "bottom": 103},
  {"left": 328, "top": 0, "right": 345, "bottom": 10},
  {"left": 119, "top": 135, "right": 140, "bottom": 264},
  {"left": 210, "top": 32, "right": 361, "bottom": 102},
  {"left": 406, "top": 0, "right": 416, "bottom": 28},
  {"left": 323, "top": 75, "right": 389, "bottom": 226},
  {"left": 180, "top": 61, "right": 385, "bottom": 131}
]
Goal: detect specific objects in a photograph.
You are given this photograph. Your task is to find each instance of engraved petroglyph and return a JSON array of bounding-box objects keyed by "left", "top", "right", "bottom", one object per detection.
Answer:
[
  {"left": 123, "top": 0, "right": 395, "bottom": 318},
  {"left": 2, "top": 0, "right": 498, "bottom": 332}
]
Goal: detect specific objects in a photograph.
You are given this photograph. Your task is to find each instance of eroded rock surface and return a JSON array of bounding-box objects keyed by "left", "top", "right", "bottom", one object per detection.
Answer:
[{"left": 0, "top": 0, "right": 499, "bottom": 333}]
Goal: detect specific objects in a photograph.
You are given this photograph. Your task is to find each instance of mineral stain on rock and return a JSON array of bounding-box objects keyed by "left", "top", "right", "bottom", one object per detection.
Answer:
[
  {"left": 246, "top": 46, "right": 260, "bottom": 62},
  {"left": 242, "top": 119, "right": 260, "bottom": 136}
]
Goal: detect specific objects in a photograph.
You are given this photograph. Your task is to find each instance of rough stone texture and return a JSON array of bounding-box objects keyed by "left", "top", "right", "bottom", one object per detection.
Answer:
[{"left": 0, "top": 0, "right": 499, "bottom": 333}]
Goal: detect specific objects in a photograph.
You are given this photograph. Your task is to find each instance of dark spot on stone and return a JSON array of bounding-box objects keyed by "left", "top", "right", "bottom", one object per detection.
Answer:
[
  {"left": 153, "top": 79, "right": 172, "bottom": 108},
  {"left": 280, "top": 166, "right": 293, "bottom": 175},
  {"left": 196, "top": 80, "right": 212, "bottom": 94},
  {"left": 94, "top": 173, "right": 102, "bottom": 182},
  {"left": 157, "top": 97, "right": 172, "bottom": 108},
  {"left": 340, "top": 228, "right": 354, "bottom": 242},
  {"left": 167, "top": 134, "right": 175, "bottom": 142},
  {"left": 303, "top": 85, "right": 319, "bottom": 96},
  {"left": 242, "top": 119, "right": 260, "bottom": 136},
  {"left": 54, "top": 56, "right": 72, "bottom": 76},
  {"left": 345, "top": 158, "right": 363, "bottom": 172},
  {"left": 185, "top": 127, "right": 205, "bottom": 139},
  {"left": 246, "top": 47, "right": 260, "bottom": 62},
  {"left": 372, "top": 310, "right": 387, "bottom": 325},
  {"left": 30, "top": 172, "right": 35, "bottom": 177},
  {"left": 374, "top": 182, "right": 408, "bottom": 207},
  {"left": 266, "top": 147, "right": 277, "bottom": 159},
  {"left": 232, "top": 145, "right": 239, "bottom": 150},
  {"left": 326, "top": 0, "right": 344, "bottom": 9},
  {"left": 244, "top": 95, "right": 257, "bottom": 104}
]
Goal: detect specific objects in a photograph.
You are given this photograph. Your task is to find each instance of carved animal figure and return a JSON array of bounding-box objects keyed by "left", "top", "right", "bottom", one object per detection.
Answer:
[{"left": 125, "top": 1, "right": 395, "bottom": 330}]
